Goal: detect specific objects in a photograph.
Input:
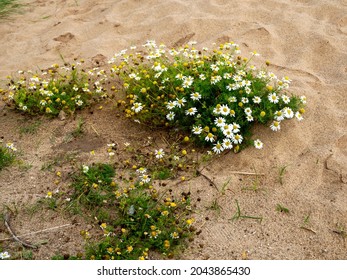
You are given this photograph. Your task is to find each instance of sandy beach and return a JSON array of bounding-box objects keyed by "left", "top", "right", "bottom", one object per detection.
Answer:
[{"left": 0, "top": 0, "right": 347, "bottom": 259}]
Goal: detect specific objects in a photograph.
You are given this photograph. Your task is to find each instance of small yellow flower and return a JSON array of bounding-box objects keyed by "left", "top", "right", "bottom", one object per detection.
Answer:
[
  {"left": 56, "top": 171, "right": 61, "bottom": 177},
  {"left": 126, "top": 246, "right": 133, "bottom": 253},
  {"left": 161, "top": 210, "right": 169, "bottom": 216},
  {"left": 100, "top": 223, "right": 107, "bottom": 229},
  {"left": 299, "top": 108, "right": 305, "bottom": 114},
  {"left": 260, "top": 111, "right": 266, "bottom": 117},
  {"left": 110, "top": 181, "right": 116, "bottom": 187},
  {"left": 181, "top": 150, "right": 187, "bottom": 156},
  {"left": 90, "top": 150, "right": 95, "bottom": 155},
  {"left": 183, "top": 136, "right": 189, "bottom": 142},
  {"left": 164, "top": 240, "right": 170, "bottom": 249},
  {"left": 46, "top": 191, "right": 52, "bottom": 198},
  {"left": 181, "top": 176, "right": 185, "bottom": 181}
]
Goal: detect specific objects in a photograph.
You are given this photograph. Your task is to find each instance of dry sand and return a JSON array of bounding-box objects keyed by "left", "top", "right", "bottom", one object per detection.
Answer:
[{"left": 0, "top": 0, "right": 347, "bottom": 259}]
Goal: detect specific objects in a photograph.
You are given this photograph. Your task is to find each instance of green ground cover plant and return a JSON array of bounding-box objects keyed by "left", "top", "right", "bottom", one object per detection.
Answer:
[
  {"left": 1, "top": 62, "right": 109, "bottom": 116},
  {"left": 0, "top": 141, "right": 16, "bottom": 171},
  {"left": 63, "top": 163, "right": 194, "bottom": 260},
  {"left": 0, "top": 0, "right": 20, "bottom": 18},
  {"left": 109, "top": 40, "right": 306, "bottom": 153}
]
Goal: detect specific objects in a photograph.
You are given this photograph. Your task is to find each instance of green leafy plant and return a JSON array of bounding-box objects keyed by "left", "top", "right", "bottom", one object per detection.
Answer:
[
  {"left": 0, "top": 141, "right": 16, "bottom": 171},
  {"left": 1, "top": 62, "right": 108, "bottom": 116},
  {"left": 0, "top": 0, "right": 21, "bottom": 19},
  {"left": 276, "top": 204, "right": 289, "bottom": 213},
  {"left": 68, "top": 163, "right": 194, "bottom": 260},
  {"left": 110, "top": 40, "right": 306, "bottom": 154}
]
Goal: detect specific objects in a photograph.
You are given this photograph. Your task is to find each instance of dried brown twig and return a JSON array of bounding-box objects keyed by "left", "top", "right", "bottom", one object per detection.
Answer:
[{"left": 3, "top": 212, "right": 38, "bottom": 249}]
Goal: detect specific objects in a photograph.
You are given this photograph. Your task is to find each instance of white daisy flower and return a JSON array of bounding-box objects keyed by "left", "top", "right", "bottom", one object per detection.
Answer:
[
  {"left": 155, "top": 148, "right": 165, "bottom": 159},
  {"left": 228, "top": 96, "right": 237, "bottom": 103},
  {"left": 192, "top": 125, "right": 203, "bottom": 135},
  {"left": 82, "top": 165, "right": 89, "bottom": 173},
  {"left": 241, "top": 97, "right": 249, "bottom": 104},
  {"left": 131, "top": 102, "right": 143, "bottom": 113},
  {"left": 185, "top": 107, "right": 198, "bottom": 116},
  {"left": 295, "top": 111, "right": 304, "bottom": 121},
  {"left": 232, "top": 123, "right": 240, "bottom": 133},
  {"left": 270, "top": 121, "right": 281, "bottom": 131},
  {"left": 246, "top": 115, "right": 254, "bottom": 122},
  {"left": 190, "top": 92, "right": 201, "bottom": 101},
  {"left": 274, "top": 111, "right": 285, "bottom": 121},
  {"left": 205, "top": 133, "right": 215, "bottom": 142},
  {"left": 214, "top": 117, "right": 226, "bottom": 127},
  {"left": 222, "top": 128, "right": 234, "bottom": 138},
  {"left": 281, "top": 95, "right": 291, "bottom": 104},
  {"left": 222, "top": 138, "right": 233, "bottom": 149},
  {"left": 252, "top": 96, "right": 261, "bottom": 104},
  {"left": 166, "top": 101, "right": 176, "bottom": 110},
  {"left": 166, "top": 112, "right": 175, "bottom": 121},
  {"left": 175, "top": 98, "right": 186, "bottom": 108},
  {"left": 254, "top": 139, "right": 263, "bottom": 149},
  {"left": 244, "top": 107, "right": 252, "bottom": 115},
  {"left": 232, "top": 134, "right": 243, "bottom": 144},
  {"left": 300, "top": 95, "right": 307, "bottom": 104},
  {"left": 268, "top": 93, "right": 279, "bottom": 104},
  {"left": 220, "top": 104, "right": 230, "bottom": 116},
  {"left": 140, "top": 174, "right": 151, "bottom": 183},
  {"left": 212, "top": 142, "right": 224, "bottom": 154},
  {"left": 283, "top": 107, "right": 294, "bottom": 119}
]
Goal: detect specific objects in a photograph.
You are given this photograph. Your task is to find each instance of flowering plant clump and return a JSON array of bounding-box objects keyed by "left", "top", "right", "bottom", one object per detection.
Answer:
[
  {"left": 109, "top": 40, "right": 306, "bottom": 153},
  {"left": 1, "top": 61, "right": 109, "bottom": 116},
  {"left": 0, "top": 141, "right": 16, "bottom": 171},
  {"left": 69, "top": 163, "right": 194, "bottom": 260}
]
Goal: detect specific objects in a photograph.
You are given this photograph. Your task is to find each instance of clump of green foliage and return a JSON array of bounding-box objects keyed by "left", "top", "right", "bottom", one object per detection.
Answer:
[
  {"left": 110, "top": 40, "right": 306, "bottom": 153},
  {"left": 68, "top": 163, "right": 194, "bottom": 260}
]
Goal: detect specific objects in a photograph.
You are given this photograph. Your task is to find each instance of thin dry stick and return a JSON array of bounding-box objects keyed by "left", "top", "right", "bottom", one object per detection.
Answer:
[
  {"left": 4, "top": 213, "right": 37, "bottom": 249},
  {"left": 90, "top": 124, "right": 100, "bottom": 136},
  {"left": 197, "top": 170, "right": 219, "bottom": 191},
  {"left": 300, "top": 226, "right": 317, "bottom": 234},
  {"left": 0, "top": 223, "right": 74, "bottom": 242},
  {"left": 229, "top": 171, "right": 265, "bottom": 176}
]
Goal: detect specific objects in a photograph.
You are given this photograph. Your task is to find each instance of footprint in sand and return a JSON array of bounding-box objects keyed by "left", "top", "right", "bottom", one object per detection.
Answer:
[
  {"left": 325, "top": 134, "right": 347, "bottom": 184},
  {"left": 338, "top": 16, "right": 347, "bottom": 34},
  {"left": 53, "top": 32, "right": 75, "bottom": 43}
]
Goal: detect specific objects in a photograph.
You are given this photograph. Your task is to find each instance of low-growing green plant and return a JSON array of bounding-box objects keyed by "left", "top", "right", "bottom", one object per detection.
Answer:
[
  {"left": 0, "top": 0, "right": 21, "bottom": 19},
  {"left": 19, "top": 120, "right": 42, "bottom": 135},
  {"left": 109, "top": 40, "right": 306, "bottom": 153},
  {"left": 231, "top": 199, "right": 263, "bottom": 222},
  {"left": 276, "top": 204, "right": 289, "bottom": 213},
  {"left": 0, "top": 141, "right": 16, "bottom": 171},
  {"left": 68, "top": 163, "right": 194, "bottom": 260},
  {"left": 1, "top": 62, "right": 109, "bottom": 116}
]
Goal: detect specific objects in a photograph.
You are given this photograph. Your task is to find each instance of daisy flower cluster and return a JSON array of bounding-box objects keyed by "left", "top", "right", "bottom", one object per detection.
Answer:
[
  {"left": 111, "top": 40, "right": 306, "bottom": 153},
  {"left": 1, "top": 62, "right": 109, "bottom": 116}
]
